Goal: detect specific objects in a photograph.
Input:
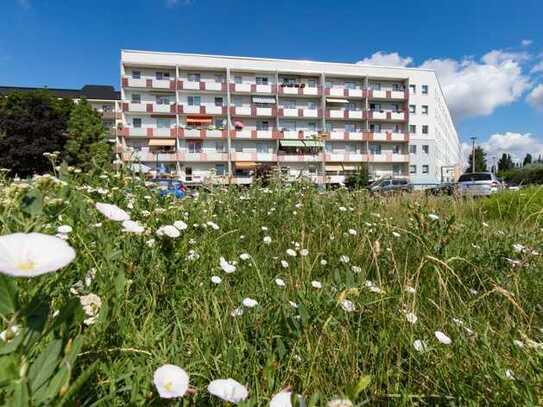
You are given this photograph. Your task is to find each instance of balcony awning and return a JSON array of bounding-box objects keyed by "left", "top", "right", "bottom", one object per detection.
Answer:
[
  {"left": 303, "top": 140, "right": 324, "bottom": 147},
  {"left": 252, "top": 96, "right": 276, "bottom": 104},
  {"left": 235, "top": 161, "right": 257, "bottom": 169},
  {"left": 187, "top": 116, "right": 212, "bottom": 124},
  {"left": 326, "top": 98, "right": 349, "bottom": 103},
  {"left": 280, "top": 140, "right": 306, "bottom": 147},
  {"left": 148, "top": 139, "right": 176, "bottom": 146}
]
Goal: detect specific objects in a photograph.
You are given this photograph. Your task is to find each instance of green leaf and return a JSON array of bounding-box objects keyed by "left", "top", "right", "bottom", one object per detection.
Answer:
[
  {"left": 13, "top": 380, "right": 30, "bottom": 407},
  {"left": 0, "top": 329, "right": 24, "bottom": 355},
  {"left": 28, "top": 339, "right": 62, "bottom": 393},
  {"left": 351, "top": 374, "right": 371, "bottom": 399},
  {"left": 20, "top": 189, "right": 43, "bottom": 217},
  {"left": 0, "top": 275, "right": 18, "bottom": 319},
  {"left": 0, "top": 355, "right": 19, "bottom": 385}
]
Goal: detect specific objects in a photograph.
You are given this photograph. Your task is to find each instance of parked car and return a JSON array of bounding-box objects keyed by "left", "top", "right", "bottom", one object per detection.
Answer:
[
  {"left": 425, "top": 183, "right": 457, "bottom": 196},
  {"left": 369, "top": 178, "right": 413, "bottom": 193},
  {"left": 154, "top": 179, "right": 187, "bottom": 199},
  {"left": 457, "top": 172, "right": 502, "bottom": 197}
]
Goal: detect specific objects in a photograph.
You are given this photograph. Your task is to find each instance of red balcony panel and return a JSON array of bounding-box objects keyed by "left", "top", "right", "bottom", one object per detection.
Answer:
[
  {"left": 272, "top": 130, "right": 282, "bottom": 139},
  {"left": 386, "top": 112, "right": 392, "bottom": 120},
  {"left": 298, "top": 108, "right": 304, "bottom": 118},
  {"left": 146, "top": 128, "right": 154, "bottom": 137},
  {"left": 386, "top": 90, "right": 392, "bottom": 99},
  {"left": 363, "top": 111, "right": 369, "bottom": 120},
  {"left": 386, "top": 132, "right": 392, "bottom": 142},
  {"left": 368, "top": 111, "right": 373, "bottom": 120},
  {"left": 170, "top": 104, "right": 177, "bottom": 114},
  {"left": 363, "top": 132, "right": 371, "bottom": 141},
  {"left": 122, "top": 77, "right": 128, "bottom": 87},
  {"left": 251, "top": 130, "right": 257, "bottom": 138},
  {"left": 250, "top": 84, "right": 257, "bottom": 93},
  {"left": 229, "top": 83, "right": 235, "bottom": 92},
  {"left": 222, "top": 106, "right": 227, "bottom": 115},
  {"left": 122, "top": 102, "right": 129, "bottom": 112},
  {"left": 367, "top": 90, "right": 373, "bottom": 99},
  {"left": 324, "top": 88, "right": 330, "bottom": 96},
  {"left": 169, "top": 81, "right": 176, "bottom": 91},
  {"left": 344, "top": 88, "right": 349, "bottom": 97},
  {"left": 178, "top": 128, "right": 185, "bottom": 138},
  {"left": 221, "top": 130, "right": 228, "bottom": 138},
  {"left": 404, "top": 90, "right": 409, "bottom": 100},
  {"left": 404, "top": 132, "right": 410, "bottom": 142},
  {"left": 343, "top": 132, "right": 350, "bottom": 140},
  {"left": 277, "top": 108, "right": 284, "bottom": 117},
  {"left": 271, "top": 106, "right": 277, "bottom": 116},
  {"left": 325, "top": 110, "right": 330, "bottom": 119},
  {"left": 146, "top": 79, "right": 153, "bottom": 88},
  {"left": 146, "top": 104, "right": 153, "bottom": 113},
  {"left": 200, "top": 106, "right": 206, "bottom": 114},
  {"left": 200, "top": 129, "right": 207, "bottom": 139},
  {"left": 343, "top": 110, "right": 349, "bottom": 119},
  {"left": 118, "top": 127, "right": 129, "bottom": 137},
  {"left": 170, "top": 128, "right": 177, "bottom": 137},
  {"left": 177, "top": 80, "right": 184, "bottom": 90},
  {"left": 230, "top": 130, "right": 237, "bottom": 138},
  {"left": 271, "top": 85, "right": 277, "bottom": 94},
  {"left": 297, "top": 130, "right": 304, "bottom": 139},
  {"left": 251, "top": 106, "right": 257, "bottom": 117},
  {"left": 199, "top": 81, "right": 206, "bottom": 91}
]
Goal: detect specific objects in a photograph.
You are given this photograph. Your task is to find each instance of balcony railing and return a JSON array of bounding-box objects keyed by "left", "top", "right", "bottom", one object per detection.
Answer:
[
  {"left": 368, "top": 89, "right": 408, "bottom": 100},
  {"left": 179, "top": 129, "right": 228, "bottom": 139},
  {"left": 178, "top": 105, "right": 227, "bottom": 115},
  {"left": 277, "top": 153, "right": 323, "bottom": 162},
  {"left": 177, "top": 80, "right": 226, "bottom": 92},
  {"left": 277, "top": 108, "right": 320, "bottom": 118},
  {"left": 230, "top": 83, "right": 276, "bottom": 94},
  {"left": 122, "top": 102, "right": 177, "bottom": 114},
  {"left": 278, "top": 84, "right": 321, "bottom": 96},
  {"left": 326, "top": 109, "right": 366, "bottom": 120},
  {"left": 231, "top": 152, "right": 277, "bottom": 162},
  {"left": 325, "top": 88, "right": 365, "bottom": 98}
]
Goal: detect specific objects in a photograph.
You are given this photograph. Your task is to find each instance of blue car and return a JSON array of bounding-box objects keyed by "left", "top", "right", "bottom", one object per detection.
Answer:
[{"left": 155, "top": 180, "right": 187, "bottom": 199}]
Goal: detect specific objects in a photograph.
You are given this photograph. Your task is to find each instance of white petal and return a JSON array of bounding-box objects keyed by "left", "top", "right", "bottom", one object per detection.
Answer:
[
  {"left": 95, "top": 202, "right": 130, "bottom": 221},
  {"left": 153, "top": 364, "right": 189, "bottom": 398},
  {"left": 434, "top": 331, "right": 452, "bottom": 345},
  {"left": 208, "top": 378, "right": 248, "bottom": 403}
]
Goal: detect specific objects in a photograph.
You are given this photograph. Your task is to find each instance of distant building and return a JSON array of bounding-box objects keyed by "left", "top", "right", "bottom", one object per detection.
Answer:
[
  {"left": 118, "top": 50, "right": 462, "bottom": 186},
  {"left": 0, "top": 85, "right": 121, "bottom": 140}
]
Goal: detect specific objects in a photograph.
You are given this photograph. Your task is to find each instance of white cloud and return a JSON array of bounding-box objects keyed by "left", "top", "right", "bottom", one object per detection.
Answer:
[
  {"left": 531, "top": 61, "right": 543, "bottom": 74},
  {"left": 527, "top": 84, "right": 543, "bottom": 110},
  {"left": 356, "top": 52, "right": 413, "bottom": 67},
  {"left": 480, "top": 132, "right": 543, "bottom": 163},
  {"left": 521, "top": 39, "right": 533, "bottom": 47}
]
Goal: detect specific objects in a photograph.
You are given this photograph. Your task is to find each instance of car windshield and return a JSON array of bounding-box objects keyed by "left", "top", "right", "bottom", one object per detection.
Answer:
[{"left": 458, "top": 173, "right": 492, "bottom": 182}]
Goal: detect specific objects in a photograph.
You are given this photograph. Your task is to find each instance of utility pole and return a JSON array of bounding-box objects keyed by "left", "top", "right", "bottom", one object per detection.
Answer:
[{"left": 470, "top": 136, "right": 476, "bottom": 173}]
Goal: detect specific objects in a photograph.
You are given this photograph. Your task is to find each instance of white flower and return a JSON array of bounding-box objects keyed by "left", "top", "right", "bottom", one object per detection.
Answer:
[
  {"left": 281, "top": 260, "right": 289, "bottom": 269},
  {"left": 434, "top": 331, "right": 452, "bottom": 345},
  {"left": 340, "top": 299, "right": 355, "bottom": 312},
  {"left": 320, "top": 259, "right": 327, "bottom": 266},
  {"left": 505, "top": 369, "right": 515, "bottom": 380},
  {"left": 299, "top": 249, "right": 309, "bottom": 256},
  {"left": 211, "top": 276, "right": 222, "bottom": 284},
  {"left": 0, "top": 325, "right": 20, "bottom": 342},
  {"left": 311, "top": 281, "right": 322, "bottom": 289},
  {"left": 263, "top": 236, "right": 272, "bottom": 244},
  {"left": 173, "top": 220, "right": 188, "bottom": 231},
  {"left": 239, "top": 253, "right": 251, "bottom": 261},
  {"left": 153, "top": 364, "right": 189, "bottom": 398},
  {"left": 405, "top": 286, "right": 416, "bottom": 294},
  {"left": 220, "top": 257, "right": 236, "bottom": 273},
  {"left": 275, "top": 278, "right": 286, "bottom": 287},
  {"left": 57, "top": 225, "right": 72, "bottom": 234},
  {"left": 207, "top": 378, "right": 248, "bottom": 403},
  {"left": 231, "top": 307, "right": 244, "bottom": 317},
  {"left": 339, "top": 206, "right": 347, "bottom": 212},
  {"left": 0, "top": 233, "right": 76, "bottom": 277},
  {"left": 428, "top": 214, "right": 439, "bottom": 221},
  {"left": 404, "top": 312, "right": 418, "bottom": 324},
  {"left": 348, "top": 229, "right": 357, "bottom": 236},
  {"left": 365, "top": 280, "right": 383, "bottom": 293},
  {"left": 351, "top": 266, "right": 361, "bottom": 273},
  {"left": 513, "top": 339, "right": 524, "bottom": 348},
  {"left": 413, "top": 339, "right": 428, "bottom": 352},
  {"left": 242, "top": 297, "right": 258, "bottom": 308},
  {"left": 392, "top": 231, "right": 401, "bottom": 238},
  {"left": 286, "top": 249, "right": 296, "bottom": 257},
  {"left": 513, "top": 243, "right": 525, "bottom": 253},
  {"left": 327, "top": 399, "right": 353, "bottom": 407},
  {"left": 146, "top": 238, "right": 156, "bottom": 247},
  {"left": 207, "top": 221, "right": 220, "bottom": 230},
  {"left": 80, "top": 293, "right": 102, "bottom": 326},
  {"left": 339, "top": 255, "right": 350, "bottom": 264},
  {"left": 261, "top": 226, "right": 268, "bottom": 231},
  {"left": 121, "top": 220, "right": 145, "bottom": 234},
  {"left": 156, "top": 225, "right": 180, "bottom": 238},
  {"left": 289, "top": 301, "right": 298, "bottom": 308},
  {"left": 95, "top": 202, "right": 130, "bottom": 221},
  {"left": 270, "top": 390, "right": 293, "bottom": 407}
]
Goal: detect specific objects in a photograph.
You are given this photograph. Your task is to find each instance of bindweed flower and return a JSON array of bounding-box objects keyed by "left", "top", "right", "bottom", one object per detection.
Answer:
[
  {"left": 270, "top": 389, "right": 294, "bottom": 407},
  {"left": 281, "top": 260, "right": 289, "bottom": 269},
  {"left": 286, "top": 249, "right": 296, "bottom": 257},
  {"left": 505, "top": 369, "right": 515, "bottom": 380},
  {"left": 95, "top": 202, "right": 130, "bottom": 221},
  {"left": 311, "top": 281, "right": 322, "bottom": 289},
  {"left": 392, "top": 231, "right": 401, "bottom": 238},
  {"left": 263, "top": 236, "right": 272, "bottom": 244},
  {"left": 0, "top": 325, "right": 20, "bottom": 342},
  {"left": 289, "top": 301, "right": 298, "bottom": 308},
  {"left": 0, "top": 233, "right": 76, "bottom": 277},
  {"left": 428, "top": 213, "right": 440, "bottom": 221},
  {"left": 211, "top": 276, "right": 222, "bottom": 284},
  {"left": 208, "top": 378, "right": 248, "bottom": 404},
  {"left": 434, "top": 331, "right": 452, "bottom": 345},
  {"left": 239, "top": 253, "right": 251, "bottom": 261},
  {"left": 405, "top": 286, "right": 416, "bottom": 294},
  {"left": 327, "top": 399, "right": 353, "bottom": 407},
  {"left": 299, "top": 249, "right": 309, "bottom": 256},
  {"left": 340, "top": 299, "right": 355, "bottom": 312},
  {"left": 413, "top": 339, "right": 428, "bottom": 352},
  {"left": 231, "top": 307, "right": 244, "bottom": 317},
  {"left": 275, "top": 278, "right": 286, "bottom": 287},
  {"left": 80, "top": 293, "right": 102, "bottom": 326},
  {"left": 348, "top": 229, "right": 357, "bottom": 236},
  {"left": 153, "top": 364, "right": 189, "bottom": 398},
  {"left": 220, "top": 257, "right": 236, "bottom": 273},
  {"left": 339, "top": 255, "right": 350, "bottom": 264},
  {"left": 156, "top": 225, "right": 180, "bottom": 238},
  {"left": 320, "top": 259, "right": 327, "bottom": 266},
  {"left": 57, "top": 225, "right": 72, "bottom": 234},
  {"left": 242, "top": 298, "right": 258, "bottom": 308},
  {"left": 404, "top": 311, "right": 418, "bottom": 324},
  {"left": 122, "top": 220, "right": 145, "bottom": 234},
  {"left": 206, "top": 221, "right": 220, "bottom": 230}
]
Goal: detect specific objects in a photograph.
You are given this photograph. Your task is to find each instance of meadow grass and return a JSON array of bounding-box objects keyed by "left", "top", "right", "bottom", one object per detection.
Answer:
[{"left": 0, "top": 169, "right": 542, "bottom": 406}]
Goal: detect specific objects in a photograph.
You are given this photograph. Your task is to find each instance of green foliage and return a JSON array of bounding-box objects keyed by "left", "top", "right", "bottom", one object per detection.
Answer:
[
  {"left": 499, "top": 164, "right": 543, "bottom": 185},
  {"left": 0, "top": 91, "right": 73, "bottom": 177},
  {"left": 65, "top": 98, "right": 110, "bottom": 171},
  {"left": 498, "top": 153, "right": 515, "bottom": 172},
  {"left": 344, "top": 164, "right": 369, "bottom": 189},
  {"left": 523, "top": 153, "right": 533, "bottom": 167},
  {"left": 466, "top": 146, "right": 487, "bottom": 173}
]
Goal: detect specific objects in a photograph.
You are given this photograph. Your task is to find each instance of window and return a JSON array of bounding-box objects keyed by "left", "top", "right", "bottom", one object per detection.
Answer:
[
  {"left": 422, "top": 105, "right": 429, "bottom": 114},
  {"left": 371, "top": 83, "right": 381, "bottom": 91},
  {"left": 409, "top": 84, "right": 416, "bottom": 94},
  {"left": 422, "top": 85, "right": 429, "bottom": 94},
  {"left": 345, "top": 81, "right": 356, "bottom": 90},
  {"left": 234, "top": 76, "right": 242, "bottom": 84},
  {"left": 308, "top": 166, "right": 317, "bottom": 175},
  {"left": 347, "top": 102, "right": 357, "bottom": 111},
  {"left": 392, "top": 83, "right": 401, "bottom": 91},
  {"left": 133, "top": 118, "right": 142, "bottom": 128},
  {"left": 422, "top": 125, "right": 429, "bottom": 134},
  {"left": 257, "top": 142, "right": 268, "bottom": 153},
  {"left": 307, "top": 79, "right": 317, "bottom": 88},
  {"left": 156, "top": 95, "right": 170, "bottom": 105},
  {"left": 307, "top": 101, "right": 317, "bottom": 110},
  {"left": 282, "top": 120, "right": 296, "bottom": 131},
  {"left": 369, "top": 143, "right": 381, "bottom": 154},
  {"left": 131, "top": 94, "right": 141, "bottom": 104},
  {"left": 185, "top": 167, "right": 192, "bottom": 181},
  {"left": 308, "top": 122, "right": 317, "bottom": 132},
  {"left": 409, "top": 125, "right": 416, "bottom": 133},
  {"left": 409, "top": 145, "right": 417, "bottom": 154},
  {"left": 257, "top": 121, "right": 269, "bottom": 131},
  {"left": 156, "top": 72, "right": 170, "bottom": 80},
  {"left": 409, "top": 165, "right": 417, "bottom": 174},
  {"left": 409, "top": 104, "right": 416, "bottom": 114},
  {"left": 214, "top": 118, "right": 225, "bottom": 128},
  {"left": 256, "top": 77, "right": 269, "bottom": 85},
  {"left": 214, "top": 97, "right": 224, "bottom": 107},
  {"left": 369, "top": 103, "right": 381, "bottom": 111},
  {"left": 187, "top": 141, "right": 202, "bottom": 153},
  {"left": 393, "top": 164, "right": 401, "bottom": 175},
  {"left": 157, "top": 119, "right": 170, "bottom": 128},
  {"left": 393, "top": 124, "right": 400, "bottom": 132},
  {"left": 215, "top": 74, "right": 224, "bottom": 83},
  {"left": 232, "top": 96, "right": 242, "bottom": 107},
  {"left": 284, "top": 100, "right": 296, "bottom": 109},
  {"left": 370, "top": 123, "right": 381, "bottom": 132},
  {"left": 422, "top": 145, "right": 429, "bottom": 154},
  {"left": 188, "top": 73, "right": 201, "bottom": 82},
  {"left": 392, "top": 144, "right": 401, "bottom": 154},
  {"left": 345, "top": 123, "right": 355, "bottom": 132},
  {"left": 215, "top": 164, "right": 226, "bottom": 176},
  {"left": 102, "top": 104, "right": 113, "bottom": 112},
  {"left": 132, "top": 71, "right": 141, "bottom": 79},
  {"left": 422, "top": 165, "right": 429, "bottom": 174},
  {"left": 187, "top": 96, "right": 201, "bottom": 106},
  {"left": 235, "top": 142, "right": 242, "bottom": 152},
  {"left": 215, "top": 141, "right": 225, "bottom": 152}
]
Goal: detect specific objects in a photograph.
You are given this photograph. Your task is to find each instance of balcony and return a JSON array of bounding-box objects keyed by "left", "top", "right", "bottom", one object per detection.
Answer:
[
  {"left": 368, "top": 110, "right": 408, "bottom": 121},
  {"left": 118, "top": 127, "right": 178, "bottom": 137},
  {"left": 328, "top": 131, "right": 366, "bottom": 141},
  {"left": 230, "top": 106, "right": 252, "bottom": 116},
  {"left": 101, "top": 111, "right": 121, "bottom": 120},
  {"left": 231, "top": 130, "right": 278, "bottom": 139},
  {"left": 177, "top": 80, "right": 226, "bottom": 92},
  {"left": 231, "top": 152, "right": 277, "bottom": 162},
  {"left": 123, "top": 103, "right": 176, "bottom": 114},
  {"left": 180, "top": 129, "right": 227, "bottom": 139},
  {"left": 325, "top": 153, "right": 366, "bottom": 162},
  {"left": 123, "top": 151, "right": 178, "bottom": 162},
  {"left": 325, "top": 88, "right": 364, "bottom": 98},
  {"left": 122, "top": 77, "right": 176, "bottom": 90},
  {"left": 278, "top": 85, "right": 321, "bottom": 96},
  {"left": 277, "top": 153, "right": 323, "bottom": 162},
  {"left": 368, "top": 89, "right": 408, "bottom": 100},
  {"left": 179, "top": 152, "right": 229, "bottom": 162},
  {"left": 326, "top": 109, "right": 366, "bottom": 120},
  {"left": 230, "top": 83, "right": 275, "bottom": 94},
  {"left": 178, "top": 104, "right": 227, "bottom": 115},
  {"left": 278, "top": 108, "right": 320, "bottom": 118},
  {"left": 369, "top": 132, "right": 409, "bottom": 142},
  {"left": 367, "top": 153, "right": 409, "bottom": 162}
]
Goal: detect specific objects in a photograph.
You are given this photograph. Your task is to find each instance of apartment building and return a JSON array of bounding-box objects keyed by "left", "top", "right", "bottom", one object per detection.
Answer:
[
  {"left": 119, "top": 50, "right": 462, "bottom": 186},
  {"left": 0, "top": 85, "right": 121, "bottom": 140}
]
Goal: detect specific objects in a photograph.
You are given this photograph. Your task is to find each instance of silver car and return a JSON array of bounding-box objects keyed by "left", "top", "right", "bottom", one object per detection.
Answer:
[{"left": 457, "top": 172, "right": 502, "bottom": 197}]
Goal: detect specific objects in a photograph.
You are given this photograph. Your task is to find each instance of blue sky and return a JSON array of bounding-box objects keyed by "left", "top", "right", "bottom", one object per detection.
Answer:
[{"left": 2, "top": 0, "right": 543, "bottom": 160}]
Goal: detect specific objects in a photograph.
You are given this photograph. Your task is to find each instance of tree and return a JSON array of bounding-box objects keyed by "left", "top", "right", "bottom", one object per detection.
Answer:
[
  {"left": 497, "top": 153, "right": 514, "bottom": 172},
  {"left": 65, "top": 98, "right": 110, "bottom": 171},
  {"left": 345, "top": 163, "right": 370, "bottom": 189},
  {"left": 523, "top": 153, "right": 533, "bottom": 167},
  {"left": 466, "top": 146, "right": 487, "bottom": 173},
  {"left": 0, "top": 91, "right": 72, "bottom": 177}
]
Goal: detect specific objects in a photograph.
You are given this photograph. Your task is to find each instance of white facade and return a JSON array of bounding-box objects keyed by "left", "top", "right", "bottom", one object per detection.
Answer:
[{"left": 118, "top": 50, "right": 461, "bottom": 186}]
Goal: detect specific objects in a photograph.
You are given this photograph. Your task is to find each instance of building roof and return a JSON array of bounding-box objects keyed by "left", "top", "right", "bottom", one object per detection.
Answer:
[{"left": 0, "top": 84, "right": 120, "bottom": 100}]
